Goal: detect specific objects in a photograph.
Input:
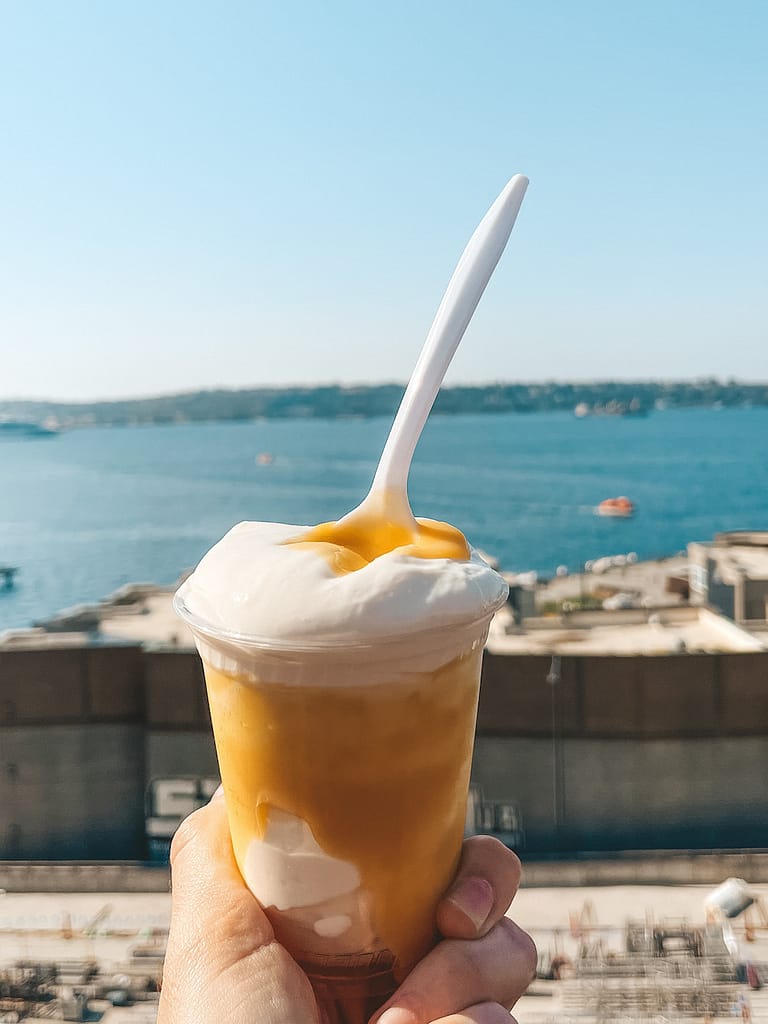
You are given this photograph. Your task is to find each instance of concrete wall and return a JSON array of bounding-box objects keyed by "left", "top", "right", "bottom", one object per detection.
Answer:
[
  {"left": 522, "top": 851, "right": 768, "bottom": 886},
  {"left": 0, "top": 645, "right": 144, "bottom": 725},
  {"left": 143, "top": 650, "right": 208, "bottom": 730},
  {"left": 0, "top": 861, "right": 169, "bottom": 892},
  {"left": 4, "top": 852, "right": 768, "bottom": 893},
  {"left": 473, "top": 651, "right": 768, "bottom": 851},
  {"left": 0, "top": 644, "right": 215, "bottom": 859},
  {"left": 146, "top": 732, "right": 218, "bottom": 780},
  {"left": 3, "top": 642, "right": 768, "bottom": 859},
  {"left": 472, "top": 734, "right": 768, "bottom": 853},
  {"left": 1, "top": 724, "right": 146, "bottom": 858},
  {"left": 478, "top": 652, "right": 768, "bottom": 737}
]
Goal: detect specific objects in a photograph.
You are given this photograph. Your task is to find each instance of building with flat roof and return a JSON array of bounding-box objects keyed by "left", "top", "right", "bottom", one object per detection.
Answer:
[
  {"left": 488, "top": 604, "right": 765, "bottom": 657},
  {"left": 689, "top": 531, "right": 768, "bottom": 623},
  {"left": 2, "top": 582, "right": 768, "bottom": 859}
]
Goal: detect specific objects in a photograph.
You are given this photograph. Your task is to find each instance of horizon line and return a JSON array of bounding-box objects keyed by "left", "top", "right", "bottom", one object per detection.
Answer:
[{"left": 3, "top": 375, "right": 768, "bottom": 406}]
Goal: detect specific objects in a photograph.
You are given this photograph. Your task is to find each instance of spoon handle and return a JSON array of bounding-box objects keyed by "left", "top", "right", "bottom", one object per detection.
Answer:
[{"left": 372, "top": 174, "right": 529, "bottom": 494}]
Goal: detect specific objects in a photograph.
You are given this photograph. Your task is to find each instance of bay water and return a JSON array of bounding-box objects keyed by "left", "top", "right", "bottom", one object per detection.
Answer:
[{"left": 1, "top": 407, "right": 766, "bottom": 633}]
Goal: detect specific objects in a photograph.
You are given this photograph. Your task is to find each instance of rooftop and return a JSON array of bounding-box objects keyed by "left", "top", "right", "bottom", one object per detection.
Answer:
[
  {"left": 688, "top": 530, "right": 768, "bottom": 583},
  {"left": 3, "top": 558, "right": 767, "bottom": 657},
  {"left": 487, "top": 604, "right": 766, "bottom": 656},
  {"left": 97, "top": 591, "right": 195, "bottom": 648},
  {"left": 0, "top": 582, "right": 195, "bottom": 651},
  {"left": 527, "top": 554, "right": 690, "bottom": 611}
]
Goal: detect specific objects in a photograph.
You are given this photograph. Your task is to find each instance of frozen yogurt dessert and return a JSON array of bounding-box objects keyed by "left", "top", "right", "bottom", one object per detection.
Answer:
[
  {"left": 175, "top": 172, "right": 526, "bottom": 1024},
  {"left": 175, "top": 506, "right": 507, "bottom": 976},
  {"left": 180, "top": 512, "right": 507, "bottom": 647}
]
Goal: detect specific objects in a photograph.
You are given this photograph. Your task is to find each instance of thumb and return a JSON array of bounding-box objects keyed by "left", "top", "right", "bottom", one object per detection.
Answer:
[
  {"left": 167, "top": 791, "right": 275, "bottom": 962},
  {"left": 160, "top": 794, "right": 321, "bottom": 1024}
]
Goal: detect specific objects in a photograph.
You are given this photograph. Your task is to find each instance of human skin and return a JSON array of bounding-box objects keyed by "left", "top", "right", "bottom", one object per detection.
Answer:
[{"left": 159, "top": 794, "right": 537, "bottom": 1024}]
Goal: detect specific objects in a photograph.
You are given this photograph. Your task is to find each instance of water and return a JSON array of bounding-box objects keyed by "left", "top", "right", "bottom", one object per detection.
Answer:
[{"left": 1, "top": 408, "right": 767, "bottom": 632}]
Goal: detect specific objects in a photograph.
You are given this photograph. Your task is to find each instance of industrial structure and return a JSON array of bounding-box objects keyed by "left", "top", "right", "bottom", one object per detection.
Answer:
[
  {"left": 689, "top": 531, "right": 768, "bottom": 623},
  {"left": 1, "top": 558, "right": 768, "bottom": 859}
]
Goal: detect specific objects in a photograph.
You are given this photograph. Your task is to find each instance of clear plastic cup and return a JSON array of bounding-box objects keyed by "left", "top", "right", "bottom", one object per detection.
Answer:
[{"left": 175, "top": 591, "right": 502, "bottom": 1024}]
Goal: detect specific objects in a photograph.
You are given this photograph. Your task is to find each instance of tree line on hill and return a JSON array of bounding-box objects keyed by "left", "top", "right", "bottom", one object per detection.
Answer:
[{"left": 2, "top": 379, "right": 767, "bottom": 428}]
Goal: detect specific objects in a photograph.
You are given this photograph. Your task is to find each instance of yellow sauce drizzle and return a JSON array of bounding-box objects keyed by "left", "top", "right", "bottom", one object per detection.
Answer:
[{"left": 284, "top": 491, "right": 469, "bottom": 571}]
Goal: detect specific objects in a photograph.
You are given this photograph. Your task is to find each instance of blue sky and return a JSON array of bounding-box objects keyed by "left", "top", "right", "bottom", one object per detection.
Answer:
[{"left": 2, "top": 0, "right": 766, "bottom": 400}]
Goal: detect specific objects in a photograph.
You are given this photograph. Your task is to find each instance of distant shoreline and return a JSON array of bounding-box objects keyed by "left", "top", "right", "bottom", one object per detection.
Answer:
[{"left": 2, "top": 380, "right": 767, "bottom": 430}]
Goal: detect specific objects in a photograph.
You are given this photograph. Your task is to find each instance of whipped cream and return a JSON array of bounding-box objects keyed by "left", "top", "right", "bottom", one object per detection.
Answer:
[
  {"left": 178, "top": 520, "right": 507, "bottom": 646},
  {"left": 242, "top": 807, "right": 360, "bottom": 912}
]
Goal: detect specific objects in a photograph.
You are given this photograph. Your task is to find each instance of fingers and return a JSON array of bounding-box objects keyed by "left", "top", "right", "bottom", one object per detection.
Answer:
[
  {"left": 431, "top": 1009, "right": 518, "bottom": 1024},
  {"left": 373, "top": 837, "right": 530, "bottom": 1023},
  {"left": 437, "top": 836, "right": 522, "bottom": 939},
  {"left": 371, "top": 918, "right": 537, "bottom": 1024}
]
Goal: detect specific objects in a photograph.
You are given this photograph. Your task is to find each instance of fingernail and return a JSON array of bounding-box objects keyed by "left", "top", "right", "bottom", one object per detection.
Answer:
[
  {"left": 375, "top": 1009, "right": 416, "bottom": 1024},
  {"left": 445, "top": 875, "right": 494, "bottom": 931}
]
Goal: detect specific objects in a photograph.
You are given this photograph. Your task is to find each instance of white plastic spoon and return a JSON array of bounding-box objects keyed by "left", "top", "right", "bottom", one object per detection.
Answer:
[{"left": 343, "top": 173, "right": 529, "bottom": 530}]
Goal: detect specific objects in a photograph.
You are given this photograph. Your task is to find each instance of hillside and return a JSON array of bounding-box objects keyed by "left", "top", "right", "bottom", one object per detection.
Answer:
[{"left": 2, "top": 379, "right": 766, "bottom": 428}]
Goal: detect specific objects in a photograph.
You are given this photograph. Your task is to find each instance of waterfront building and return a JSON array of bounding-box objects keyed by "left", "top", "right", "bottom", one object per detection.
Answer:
[
  {"left": 689, "top": 531, "right": 768, "bottom": 623},
  {"left": 1, "top": 581, "right": 768, "bottom": 860}
]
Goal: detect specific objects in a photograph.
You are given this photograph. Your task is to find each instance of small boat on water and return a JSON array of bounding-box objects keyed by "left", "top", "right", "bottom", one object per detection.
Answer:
[
  {"left": 596, "top": 496, "right": 635, "bottom": 518},
  {"left": 256, "top": 452, "right": 274, "bottom": 465},
  {"left": 0, "top": 419, "right": 58, "bottom": 439},
  {"left": 0, "top": 566, "right": 19, "bottom": 588}
]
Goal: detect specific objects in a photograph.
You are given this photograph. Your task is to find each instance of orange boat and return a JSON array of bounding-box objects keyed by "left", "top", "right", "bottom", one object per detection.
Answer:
[{"left": 596, "top": 496, "right": 635, "bottom": 518}]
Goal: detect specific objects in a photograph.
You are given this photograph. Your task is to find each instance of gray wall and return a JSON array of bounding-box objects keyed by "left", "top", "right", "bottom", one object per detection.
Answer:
[
  {"left": 473, "top": 735, "right": 768, "bottom": 853},
  {"left": 146, "top": 731, "right": 218, "bottom": 780},
  {"left": 1, "top": 724, "right": 145, "bottom": 858},
  {"left": 745, "top": 579, "right": 768, "bottom": 620},
  {"left": 3, "top": 642, "right": 768, "bottom": 858}
]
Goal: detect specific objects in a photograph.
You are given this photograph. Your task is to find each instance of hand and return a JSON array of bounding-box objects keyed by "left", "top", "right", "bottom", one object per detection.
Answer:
[{"left": 158, "top": 793, "right": 536, "bottom": 1024}]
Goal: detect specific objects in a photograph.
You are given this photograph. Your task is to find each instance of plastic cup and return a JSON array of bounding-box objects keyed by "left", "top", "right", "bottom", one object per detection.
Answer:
[{"left": 175, "top": 591, "right": 503, "bottom": 1024}]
